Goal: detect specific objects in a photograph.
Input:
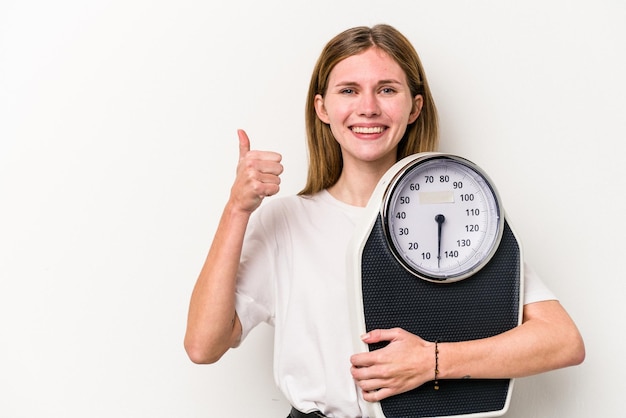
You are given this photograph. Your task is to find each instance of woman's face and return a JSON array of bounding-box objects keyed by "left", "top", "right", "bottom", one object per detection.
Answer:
[{"left": 314, "top": 47, "right": 422, "bottom": 168}]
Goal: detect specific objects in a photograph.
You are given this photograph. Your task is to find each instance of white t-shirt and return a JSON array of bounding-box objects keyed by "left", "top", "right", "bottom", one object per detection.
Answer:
[{"left": 235, "top": 190, "right": 555, "bottom": 418}]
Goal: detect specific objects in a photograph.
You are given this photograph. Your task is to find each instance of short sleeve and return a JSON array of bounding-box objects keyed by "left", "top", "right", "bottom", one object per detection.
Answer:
[
  {"left": 523, "top": 262, "right": 557, "bottom": 304},
  {"left": 234, "top": 208, "right": 278, "bottom": 344}
]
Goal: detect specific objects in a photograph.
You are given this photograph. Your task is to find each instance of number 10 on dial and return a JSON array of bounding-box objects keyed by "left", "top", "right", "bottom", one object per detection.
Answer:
[{"left": 383, "top": 154, "right": 504, "bottom": 282}]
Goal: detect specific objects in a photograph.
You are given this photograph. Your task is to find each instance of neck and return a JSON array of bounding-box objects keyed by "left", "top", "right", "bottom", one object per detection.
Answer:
[{"left": 328, "top": 159, "right": 394, "bottom": 207}]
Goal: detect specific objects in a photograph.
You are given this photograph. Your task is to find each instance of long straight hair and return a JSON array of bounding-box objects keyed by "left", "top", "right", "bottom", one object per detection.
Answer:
[{"left": 299, "top": 24, "right": 439, "bottom": 196}]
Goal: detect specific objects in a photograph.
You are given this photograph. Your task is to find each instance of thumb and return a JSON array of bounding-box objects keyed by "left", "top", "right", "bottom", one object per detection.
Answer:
[{"left": 237, "top": 129, "right": 250, "bottom": 160}]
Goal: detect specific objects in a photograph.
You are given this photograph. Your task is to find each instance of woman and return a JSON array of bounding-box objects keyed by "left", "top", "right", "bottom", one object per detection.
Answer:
[{"left": 184, "top": 24, "right": 585, "bottom": 418}]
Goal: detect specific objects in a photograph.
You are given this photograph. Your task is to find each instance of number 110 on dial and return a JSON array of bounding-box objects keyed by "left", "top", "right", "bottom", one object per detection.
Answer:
[{"left": 383, "top": 155, "right": 503, "bottom": 282}]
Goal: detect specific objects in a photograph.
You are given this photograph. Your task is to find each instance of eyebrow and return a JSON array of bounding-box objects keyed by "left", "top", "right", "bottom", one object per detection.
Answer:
[{"left": 333, "top": 79, "right": 404, "bottom": 88}]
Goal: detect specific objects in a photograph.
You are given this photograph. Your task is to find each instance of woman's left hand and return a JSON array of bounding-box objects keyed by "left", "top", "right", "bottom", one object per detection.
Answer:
[{"left": 350, "top": 328, "right": 435, "bottom": 402}]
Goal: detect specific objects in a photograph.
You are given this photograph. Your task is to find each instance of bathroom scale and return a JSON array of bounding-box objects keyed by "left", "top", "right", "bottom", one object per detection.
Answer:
[{"left": 347, "top": 152, "right": 524, "bottom": 418}]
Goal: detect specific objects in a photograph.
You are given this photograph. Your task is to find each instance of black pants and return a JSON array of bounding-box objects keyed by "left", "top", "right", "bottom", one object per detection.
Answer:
[{"left": 288, "top": 407, "right": 327, "bottom": 417}]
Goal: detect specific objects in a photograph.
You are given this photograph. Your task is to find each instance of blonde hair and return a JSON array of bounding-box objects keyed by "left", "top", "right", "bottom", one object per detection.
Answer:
[{"left": 299, "top": 24, "right": 439, "bottom": 196}]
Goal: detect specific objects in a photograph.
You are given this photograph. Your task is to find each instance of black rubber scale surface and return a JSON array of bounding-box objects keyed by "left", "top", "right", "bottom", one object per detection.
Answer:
[{"left": 360, "top": 215, "right": 521, "bottom": 418}]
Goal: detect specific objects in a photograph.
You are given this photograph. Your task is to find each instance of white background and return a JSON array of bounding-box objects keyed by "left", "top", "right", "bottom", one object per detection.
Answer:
[{"left": 1, "top": 1, "right": 624, "bottom": 417}]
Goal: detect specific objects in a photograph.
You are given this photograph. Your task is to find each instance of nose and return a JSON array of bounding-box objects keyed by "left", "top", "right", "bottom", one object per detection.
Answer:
[{"left": 357, "top": 92, "right": 381, "bottom": 117}]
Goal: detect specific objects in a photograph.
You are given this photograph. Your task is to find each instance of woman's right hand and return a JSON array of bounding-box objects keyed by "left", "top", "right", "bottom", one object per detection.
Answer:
[
  {"left": 231, "top": 129, "right": 283, "bottom": 213},
  {"left": 230, "top": 129, "right": 283, "bottom": 212}
]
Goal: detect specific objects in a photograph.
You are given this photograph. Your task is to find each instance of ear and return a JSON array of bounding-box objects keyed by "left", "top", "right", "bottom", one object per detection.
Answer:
[
  {"left": 314, "top": 94, "right": 331, "bottom": 124},
  {"left": 408, "top": 95, "right": 423, "bottom": 124}
]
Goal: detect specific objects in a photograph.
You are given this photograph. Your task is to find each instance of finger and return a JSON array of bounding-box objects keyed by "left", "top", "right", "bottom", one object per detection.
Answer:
[
  {"left": 350, "top": 350, "right": 378, "bottom": 369},
  {"left": 356, "top": 377, "right": 388, "bottom": 393},
  {"left": 257, "top": 172, "right": 282, "bottom": 187},
  {"left": 246, "top": 149, "right": 283, "bottom": 165},
  {"left": 361, "top": 328, "right": 400, "bottom": 344},
  {"left": 361, "top": 387, "right": 394, "bottom": 402},
  {"left": 237, "top": 129, "right": 250, "bottom": 160},
  {"left": 259, "top": 183, "right": 281, "bottom": 198},
  {"left": 254, "top": 158, "right": 284, "bottom": 177}
]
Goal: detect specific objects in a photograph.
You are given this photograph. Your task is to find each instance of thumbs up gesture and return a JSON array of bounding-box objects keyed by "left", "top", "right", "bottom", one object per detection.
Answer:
[{"left": 230, "top": 129, "right": 283, "bottom": 214}]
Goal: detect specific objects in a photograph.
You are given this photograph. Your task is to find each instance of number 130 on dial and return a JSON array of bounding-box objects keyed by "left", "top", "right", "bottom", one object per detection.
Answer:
[{"left": 383, "top": 154, "right": 504, "bottom": 282}]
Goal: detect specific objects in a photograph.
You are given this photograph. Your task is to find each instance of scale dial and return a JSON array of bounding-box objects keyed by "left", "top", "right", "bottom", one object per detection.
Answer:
[{"left": 383, "top": 154, "right": 503, "bottom": 282}]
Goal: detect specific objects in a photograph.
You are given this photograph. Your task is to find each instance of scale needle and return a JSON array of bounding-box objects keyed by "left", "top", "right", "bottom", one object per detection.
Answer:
[{"left": 435, "top": 214, "right": 445, "bottom": 268}]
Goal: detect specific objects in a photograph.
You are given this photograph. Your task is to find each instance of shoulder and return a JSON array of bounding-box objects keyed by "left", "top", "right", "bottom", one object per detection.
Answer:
[
  {"left": 249, "top": 194, "right": 319, "bottom": 227},
  {"left": 255, "top": 192, "right": 328, "bottom": 215},
  {"left": 256, "top": 194, "right": 315, "bottom": 214},
  {"left": 250, "top": 190, "right": 362, "bottom": 230}
]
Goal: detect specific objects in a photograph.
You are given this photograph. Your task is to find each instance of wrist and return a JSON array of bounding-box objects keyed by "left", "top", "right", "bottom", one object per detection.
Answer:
[
  {"left": 224, "top": 198, "right": 255, "bottom": 219},
  {"left": 434, "top": 340, "right": 440, "bottom": 390},
  {"left": 434, "top": 341, "right": 474, "bottom": 381}
]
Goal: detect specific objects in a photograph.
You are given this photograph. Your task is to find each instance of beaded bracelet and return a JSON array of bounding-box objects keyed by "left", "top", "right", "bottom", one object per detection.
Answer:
[{"left": 434, "top": 340, "right": 440, "bottom": 390}]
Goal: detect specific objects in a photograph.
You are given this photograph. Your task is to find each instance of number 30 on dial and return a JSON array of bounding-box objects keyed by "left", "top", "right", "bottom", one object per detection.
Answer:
[{"left": 383, "top": 154, "right": 504, "bottom": 282}]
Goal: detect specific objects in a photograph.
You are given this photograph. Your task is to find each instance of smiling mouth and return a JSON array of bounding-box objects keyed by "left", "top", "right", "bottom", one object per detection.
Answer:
[{"left": 351, "top": 126, "right": 385, "bottom": 134}]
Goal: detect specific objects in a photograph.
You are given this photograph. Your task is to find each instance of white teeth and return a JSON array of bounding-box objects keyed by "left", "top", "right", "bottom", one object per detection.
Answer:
[{"left": 352, "top": 126, "right": 384, "bottom": 134}]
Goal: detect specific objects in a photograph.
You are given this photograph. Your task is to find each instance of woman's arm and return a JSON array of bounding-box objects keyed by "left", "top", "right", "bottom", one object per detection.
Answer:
[
  {"left": 438, "top": 300, "right": 585, "bottom": 379},
  {"left": 350, "top": 300, "right": 585, "bottom": 402},
  {"left": 184, "top": 130, "right": 283, "bottom": 364}
]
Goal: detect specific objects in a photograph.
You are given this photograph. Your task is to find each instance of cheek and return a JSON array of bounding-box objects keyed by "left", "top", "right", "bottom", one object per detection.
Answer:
[
  {"left": 329, "top": 123, "right": 346, "bottom": 144},
  {"left": 382, "top": 99, "right": 411, "bottom": 119},
  {"left": 399, "top": 104, "right": 418, "bottom": 125},
  {"left": 325, "top": 105, "right": 352, "bottom": 129}
]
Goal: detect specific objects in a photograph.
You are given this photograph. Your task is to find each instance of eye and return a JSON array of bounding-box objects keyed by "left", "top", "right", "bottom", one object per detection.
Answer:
[
  {"left": 380, "top": 87, "right": 397, "bottom": 95},
  {"left": 340, "top": 88, "right": 356, "bottom": 95}
]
